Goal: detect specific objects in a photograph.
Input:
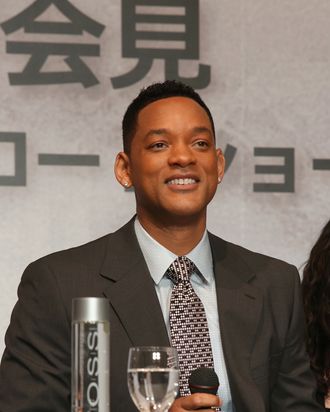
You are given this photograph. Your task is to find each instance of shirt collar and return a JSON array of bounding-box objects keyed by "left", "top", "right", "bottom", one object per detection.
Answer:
[{"left": 134, "top": 218, "right": 213, "bottom": 285}]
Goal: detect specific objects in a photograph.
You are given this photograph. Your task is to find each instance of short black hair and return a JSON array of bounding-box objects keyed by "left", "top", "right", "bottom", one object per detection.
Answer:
[{"left": 122, "top": 80, "right": 215, "bottom": 153}]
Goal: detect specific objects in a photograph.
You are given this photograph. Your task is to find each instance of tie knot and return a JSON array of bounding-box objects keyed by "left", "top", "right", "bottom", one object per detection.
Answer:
[{"left": 166, "top": 256, "right": 195, "bottom": 285}]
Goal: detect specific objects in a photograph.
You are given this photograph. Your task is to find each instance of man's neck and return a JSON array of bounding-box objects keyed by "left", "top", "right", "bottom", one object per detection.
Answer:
[{"left": 136, "top": 213, "right": 207, "bottom": 256}]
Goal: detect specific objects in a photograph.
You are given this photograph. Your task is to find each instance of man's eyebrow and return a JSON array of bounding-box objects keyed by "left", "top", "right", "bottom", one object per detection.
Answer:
[
  {"left": 192, "top": 126, "right": 212, "bottom": 135},
  {"left": 144, "top": 128, "right": 169, "bottom": 139},
  {"left": 144, "top": 126, "right": 212, "bottom": 139}
]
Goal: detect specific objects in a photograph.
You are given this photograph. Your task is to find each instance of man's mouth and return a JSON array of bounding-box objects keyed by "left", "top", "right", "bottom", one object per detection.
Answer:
[{"left": 167, "top": 178, "right": 197, "bottom": 185}]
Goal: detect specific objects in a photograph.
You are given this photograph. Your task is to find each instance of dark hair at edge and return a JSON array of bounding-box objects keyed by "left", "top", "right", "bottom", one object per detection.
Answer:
[
  {"left": 122, "top": 80, "right": 216, "bottom": 154},
  {"left": 302, "top": 219, "right": 330, "bottom": 400}
]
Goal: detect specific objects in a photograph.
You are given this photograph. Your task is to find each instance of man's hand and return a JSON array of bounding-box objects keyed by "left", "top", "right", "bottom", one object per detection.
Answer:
[{"left": 169, "top": 393, "right": 222, "bottom": 411}]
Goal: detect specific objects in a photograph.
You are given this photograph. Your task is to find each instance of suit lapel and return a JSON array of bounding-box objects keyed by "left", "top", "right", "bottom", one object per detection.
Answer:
[
  {"left": 97, "top": 222, "right": 264, "bottom": 409},
  {"left": 209, "top": 233, "right": 264, "bottom": 410},
  {"left": 99, "top": 223, "right": 263, "bottom": 355},
  {"left": 99, "top": 219, "right": 170, "bottom": 347}
]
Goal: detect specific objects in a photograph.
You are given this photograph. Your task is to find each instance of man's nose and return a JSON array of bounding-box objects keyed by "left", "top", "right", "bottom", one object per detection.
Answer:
[{"left": 168, "top": 143, "right": 196, "bottom": 167}]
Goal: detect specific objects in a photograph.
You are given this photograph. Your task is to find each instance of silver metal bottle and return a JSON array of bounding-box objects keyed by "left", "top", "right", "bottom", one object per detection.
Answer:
[{"left": 72, "top": 297, "right": 110, "bottom": 412}]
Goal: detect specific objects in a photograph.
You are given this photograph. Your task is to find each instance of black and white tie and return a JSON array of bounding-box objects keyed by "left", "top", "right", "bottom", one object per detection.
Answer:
[{"left": 166, "top": 256, "right": 214, "bottom": 396}]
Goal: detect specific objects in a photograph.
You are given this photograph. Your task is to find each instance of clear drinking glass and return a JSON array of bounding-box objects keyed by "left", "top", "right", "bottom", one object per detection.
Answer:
[{"left": 127, "top": 346, "right": 179, "bottom": 412}]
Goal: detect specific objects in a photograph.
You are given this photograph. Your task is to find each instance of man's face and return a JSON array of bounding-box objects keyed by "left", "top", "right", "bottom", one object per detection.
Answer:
[{"left": 119, "top": 96, "right": 225, "bottom": 224}]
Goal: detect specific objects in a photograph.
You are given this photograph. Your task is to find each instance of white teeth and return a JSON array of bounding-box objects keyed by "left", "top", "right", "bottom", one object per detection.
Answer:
[{"left": 168, "top": 178, "right": 196, "bottom": 185}]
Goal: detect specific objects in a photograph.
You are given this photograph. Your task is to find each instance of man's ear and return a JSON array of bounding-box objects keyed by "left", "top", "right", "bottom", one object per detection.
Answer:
[
  {"left": 216, "top": 148, "right": 226, "bottom": 183},
  {"left": 114, "top": 152, "right": 133, "bottom": 188}
]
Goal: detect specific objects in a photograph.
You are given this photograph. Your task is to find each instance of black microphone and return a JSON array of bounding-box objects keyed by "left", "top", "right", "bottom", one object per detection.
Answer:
[{"left": 188, "top": 367, "right": 219, "bottom": 395}]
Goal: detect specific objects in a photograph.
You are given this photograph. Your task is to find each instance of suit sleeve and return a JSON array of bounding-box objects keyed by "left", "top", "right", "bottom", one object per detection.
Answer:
[
  {"left": 0, "top": 260, "right": 71, "bottom": 412},
  {"left": 271, "top": 266, "right": 323, "bottom": 411}
]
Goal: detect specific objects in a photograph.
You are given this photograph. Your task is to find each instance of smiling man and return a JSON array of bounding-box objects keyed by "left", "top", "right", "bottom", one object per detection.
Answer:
[
  {"left": 115, "top": 93, "right": 224, "bottom": 255},
  {"left": 0, "top": 81, "right": 323, "bottom": 412}
]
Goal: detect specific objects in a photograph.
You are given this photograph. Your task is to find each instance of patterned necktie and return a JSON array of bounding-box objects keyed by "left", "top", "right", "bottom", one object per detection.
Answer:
[{"left": 166, "top": 256, "right": 214, "bottom": 396}]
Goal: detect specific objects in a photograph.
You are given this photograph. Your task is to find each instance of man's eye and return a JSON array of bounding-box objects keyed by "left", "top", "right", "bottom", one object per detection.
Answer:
[
  {"left": 150, "top": 142, "right": 167, "bottom": 150},
  {"left": 194, "top": 140, "right": 209, "bottom": 148}
]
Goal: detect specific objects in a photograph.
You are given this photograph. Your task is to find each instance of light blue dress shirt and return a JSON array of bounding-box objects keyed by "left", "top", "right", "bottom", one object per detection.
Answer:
[{"left": 134, "top": 218, "right": 234, "bottom": 412}]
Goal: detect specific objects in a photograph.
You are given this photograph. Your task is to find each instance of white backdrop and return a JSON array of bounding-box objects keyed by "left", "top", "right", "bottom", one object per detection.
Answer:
[{"left": 1, "top": 0, "right": 329, "bottom": 355}]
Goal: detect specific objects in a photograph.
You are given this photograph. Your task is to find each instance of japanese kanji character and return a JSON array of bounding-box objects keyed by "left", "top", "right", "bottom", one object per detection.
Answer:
[
  {"left": 1, "top": 0, "right": 105, "bottom": 87},
  {"left": 111, "top": 0, "right": 210, "bottom": 89}
]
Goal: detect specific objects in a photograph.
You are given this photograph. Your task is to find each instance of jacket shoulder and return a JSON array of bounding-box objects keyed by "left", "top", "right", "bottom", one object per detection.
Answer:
[
  {"left": 208, "top": 231, "right": 300, "bottom": 285},
  {"left": 25, "top": 219, "right": 135, "bottom": 282}
]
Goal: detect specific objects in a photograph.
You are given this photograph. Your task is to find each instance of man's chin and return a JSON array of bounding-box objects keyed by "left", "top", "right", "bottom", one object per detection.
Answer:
[{"left": 160, "top": 207, "right": 207, "bottom": 224}]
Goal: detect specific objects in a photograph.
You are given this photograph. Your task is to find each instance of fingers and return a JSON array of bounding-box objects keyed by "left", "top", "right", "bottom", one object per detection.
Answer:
[{"left": 169, "top": 393, "right": 221, "bottom": 411}]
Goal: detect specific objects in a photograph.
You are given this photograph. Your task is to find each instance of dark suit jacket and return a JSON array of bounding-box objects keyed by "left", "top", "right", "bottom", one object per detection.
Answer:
[{"left": 0, "top": 218, "right": 323, "bottom": 411}]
